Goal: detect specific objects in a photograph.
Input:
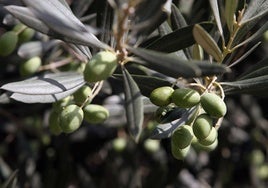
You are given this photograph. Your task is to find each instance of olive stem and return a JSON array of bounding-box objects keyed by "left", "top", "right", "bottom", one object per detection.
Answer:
[
  {"left": 39, "top": 57, "right": 73, "bottom": 71},
  {"left": 215, "top": 117, "right": 223, "bottom": 130},
  {"left": 80, "top": 81, "right": 104, "bottom": 109}
]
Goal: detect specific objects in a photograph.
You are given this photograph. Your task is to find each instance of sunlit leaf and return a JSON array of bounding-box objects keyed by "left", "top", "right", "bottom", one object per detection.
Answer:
[
  {"left": 122, "top": 67, "right": 144, "bottom": 142},
  {"left": 225, "top": 0, "right": 238, "bottom": 32},
  {"left": 209, "top": 0, "right": 223, "bottom": 36},
  {"left": 150, "top": 107, "right": 196, "bottom": 139},
  {"left": 1, "top": 72, "right": 85, "bottom": 95},
  {"left": 21, "top": 0, "right": 109, "bottom": 49},
  {"left": 193, "top": 24, "right": 223, "bottom": 62}
]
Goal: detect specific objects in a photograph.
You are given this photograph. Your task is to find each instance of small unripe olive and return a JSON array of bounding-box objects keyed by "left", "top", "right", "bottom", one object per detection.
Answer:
[
  {"left": 154, "top": 104, "right": 176, "bottom": 123},
  {"left": 201, "top": 93, "right": 227, "bottom": 118},
  {"left": 0, "top": 31, "right": 18, "bottom": 56},
  {"left": 53, "top": 96, "right": 74, "bottom": 110},
  {"left": 59, "top": 104, "right": 84, "bottom": 133},
  {"left": 112, "top": 137, "right": 127, "bottom": 152},
  {"left": 144, "top": 139, "right": 160, "bottom": 153},
  {"left": 13, "top": 23, "right": 35, "bottom": 43},
  {"left": 171, "top": 125, "right": 193, "bottom": 149},
  {"left": 171, "top": 88, "right": 200, "bottom": 108},
  {"left": 19, "top": 56, "right": 41, "bottom": 76},
  {"left": 83, "top": 104, "right": 109, "bottom": 124},
  {"left": 193, "top": 114, "right": 213, "bottom": 140},
  {"left": 73, "top": 85, "right": 92, "bottom": 105},
  {"left": 83, "top": 51, "right": 118, "bottom": 83},
  {"left": 171, "top": 143, "right": 190, "bottom": 160},
  {"left": 48, "top": 110, "right": 62, "bottom": 135},
  {"left": 198, "top": 126, "right": 217, "bottom": 146},
  {"left": 194, "top": 138, "right": 218, "bottom": 152},
  {"left": 149, "top": 86, "right": 174, "bottom": 106}
]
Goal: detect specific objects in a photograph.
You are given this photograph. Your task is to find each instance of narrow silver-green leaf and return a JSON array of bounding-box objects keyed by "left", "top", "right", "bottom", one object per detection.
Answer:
[
  {"left": 150, "top": 107, "right": 196, "bottom": 139},
  {"left": 238, "top": 57, "right": 268, "bottom": 79},
  {"left": 122, "top": 67, "right": 144, "bottom": 142},
  {"left": 170, "top": 3, "right": 187, "bottom": 29},
  {"left": 240, "top": 0, "right": 268, "bottom": 25},
  {"left": 225, "top": 0, "right": 238, "bottom": 32},
  {"left": 21, "top": 0, "right": 109, "bottom": 49},
  {"left": 1, "top": 72, "right": 85, "bottom": 95},
  {"left": 209, "top": 0, "right": 223, "bottom": 36},
  {"left": 128, "top": 47, "right": 229, "bottom": 78},
  {"left": 10, "top": 82, "right": 84, "bottom": 103},
  {"left": 233, "top": 22, "right": 268, "bottom": 49},
  {"left": 147, "top": 23, "right": 213, "bottom": 53},
  {"left": 193, "top": 24, "right": 223, "bottom": 62},
  {"left": 222, "top": 75, "right": 268, "bottom": 97}
]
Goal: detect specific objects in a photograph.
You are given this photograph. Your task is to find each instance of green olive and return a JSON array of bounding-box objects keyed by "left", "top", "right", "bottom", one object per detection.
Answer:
[
  {"left": 171, "top": 88, "right": 200, "bottom": 108},
  {"left": 171, "top": 125, "right": 193, "bottom": 149},
  {"left": 59, "top": 104, "right": 84, "bottom": 133},
  {"left": 194, "top": 138, "right": 218, "bottom": 152},
  {"left": 83, "top": 51, "right": 118, "bottom": 83},
  {"left": 13, "top": 23, "right": 35, "bottom": 43},
  {"left": 73, "top": 85, "right": 92, "bottom": 105},
  {"left": 198, "top": 126, "right": 217, "bottom": 146},
  {"left": 83, "top": 104, "right": 109, "bottom": 124},
  {"left": 200, "top": 93, "right": 227, "bottom": 118},
  {"left": 171, "top": 143, "right": 190, "bottom": 160},
  {"left": 0, "top": 31, "right": 18, "bottom": 56},
  {"left": 192, "top": 114, "right": 213, "bottom": 140},
  {"left": 144, "top": 139, "right": 160, "bottom": 153},
  {"left": 48, "top": 110, "right": 62, "bottom": 135},
  {"left": 19, "top": 56, "right": 41, "bottom": 76},
  {"left": 149, "top": 86, "right": 174, "bottom": 106}
]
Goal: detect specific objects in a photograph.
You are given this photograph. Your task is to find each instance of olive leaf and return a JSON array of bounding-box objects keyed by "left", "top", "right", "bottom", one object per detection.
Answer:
[
  {"left": 170, "top": 3, "right": 187, "bottom": 30},
  {"left": 193, "top": 24, "right": 223, "bottom": 62},
  {"left": 128, "top": 47, "right": 229, "bottom": 79},
  {"left": 1, "top": 72, "right": 85, "bottom": 103},
  {"left": 240, "top": 0, "right": 268, "bottom": 25},
  {"left": 225, "top": 0, "right": 238, "bottom": 32},
  {"left": 122, "top": 66, "right": 144, "bottom": 142},
  {"left": 209, "top": 0, "right": 223, "bottom": 36},
  {"left": 146, "top": 22, "right": 213, "bottom": 53},
  {"left": 150, "top": 107, "right": 196, "bottom": 139},
  {"left": 19, "top": 0, "right": 109, "bottom": 49},
  {"left": 222, "top": 75, "right": 268, "bottom": 97}
]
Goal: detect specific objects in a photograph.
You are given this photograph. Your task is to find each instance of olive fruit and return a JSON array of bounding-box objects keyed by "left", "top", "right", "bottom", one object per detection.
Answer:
[
  {"left": 48, "top": 110, "right": 62, "bottom": 135},
  {"left": 171, "top": 88, "right": 200, "bottom": 108},
  {"left": 59, "top": 104, "right": 84, "bottom": 133},
  {"left": 83, "top": 51, "right": 118, "bottom": 82},
  {"left": 149, "top": 86, "right": 174, "bottom": 106},
  {"left": 19, "top": 56, "right": 41, "bottom": 76},
  {"left": 73, "top": 85, "right": 92, "bottom": 105},
  {"left": 198, "top": 126, "right": 217, "bottom": 146},
  {"left": 171, "top": 125, "right": 193, "bottom": 149},
  {"left": 13, "top": 23, "right": 35, "bottom": 43},
  {"left": 83, "top": 104, "right": 109, "bottom": 124},
  {"left": 192, "top": 114, "right": 213, "bottom": 140},
  {"left": 194, "top": 139, "right": 218, "bottom": 152},
  {"left": 200, "top": 93, "right": 227, "bottom": 118},
  {"left": 112, "top": 137, "right": 127, "bottom": 152},
  {"left": 171, "top": 144, "right": 190, "bottom": 160},
  {"left": 144, "top": 139, "right": 160, "bottom": 153},
  {"left": 0, "top": 31, "right": 18, "bottom": 56}
]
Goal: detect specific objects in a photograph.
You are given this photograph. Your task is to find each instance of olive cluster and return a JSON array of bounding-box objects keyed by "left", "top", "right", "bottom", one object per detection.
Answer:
[
  {"left": 149, "top": 86, "right": 227, "bottom": 160},
  {"left": 49, "top": 51, "right": 118, "bottom": 135},
  {"left": 0, "top": 23, "right": 35, "bottom": 57},
  {"left": 49, "top": 85, "right": 110, "bottom": 135}
]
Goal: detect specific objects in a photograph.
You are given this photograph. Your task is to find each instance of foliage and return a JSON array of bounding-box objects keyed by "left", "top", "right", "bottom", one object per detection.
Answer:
[{"left": 0, "top": 0, "right": 267, "bottom": 187}]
